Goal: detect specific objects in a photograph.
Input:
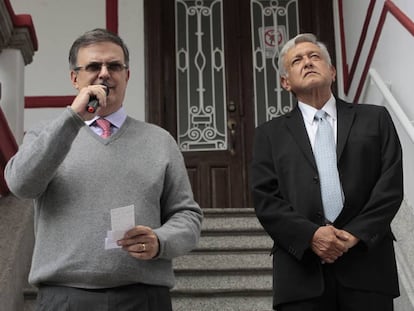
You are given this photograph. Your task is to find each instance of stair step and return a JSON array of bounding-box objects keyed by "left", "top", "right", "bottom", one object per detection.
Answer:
[
  {"left": 201, "top": 208, "right": 267, "bottom": 237},
  {"left": 172, "top": 295, "right": 273, "bottom": 311},
  {"left": 202, "top": 208, "right": 256, "bottom": 217},
  {"left": 173, "top": 271, "right": 272, "bottom": 292},
  {"left": 174, "top": 253, "right": 272, "bottom": 271},
  {"left": 196, "top": 234, "right": 272, "bottom": 252},
  {"left": 202, "top": 215, "right": 264, "bottom": 233}
]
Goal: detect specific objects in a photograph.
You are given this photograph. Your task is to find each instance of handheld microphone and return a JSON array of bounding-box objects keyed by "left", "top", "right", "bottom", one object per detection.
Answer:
[{"left": 86, "top": 83, "right": 110, "bottom": 113}]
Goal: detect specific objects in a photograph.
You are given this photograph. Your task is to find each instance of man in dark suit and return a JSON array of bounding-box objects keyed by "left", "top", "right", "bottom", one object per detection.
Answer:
[{"left": 251, "top": 33, "right": 403, "bottom": 311}]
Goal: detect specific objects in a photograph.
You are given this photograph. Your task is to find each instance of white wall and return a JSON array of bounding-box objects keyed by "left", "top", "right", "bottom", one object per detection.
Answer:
[
  {"left": 9, "top": 0, "right": 145, "bottom": 132},
  {"left": 373, "top": 15, "right": 414, "bottom": 120}
]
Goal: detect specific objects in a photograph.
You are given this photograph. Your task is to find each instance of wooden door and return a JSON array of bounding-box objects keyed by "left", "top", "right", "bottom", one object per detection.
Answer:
[{"left": 144, "top": 0, "right": 335, "bottom": 209}]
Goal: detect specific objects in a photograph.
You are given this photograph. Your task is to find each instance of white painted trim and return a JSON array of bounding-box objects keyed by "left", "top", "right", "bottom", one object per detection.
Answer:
[{"left": 363, "top": 68, "right": 414, "bottom": 143}]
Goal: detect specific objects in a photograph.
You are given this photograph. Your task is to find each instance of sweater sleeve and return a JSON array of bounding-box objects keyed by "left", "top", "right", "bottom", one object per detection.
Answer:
[
  {"left": 5, "top": 108, "right": 85, "bottom": 199},
  {"left": 152, "top": 134, "right": 203, "bottom": 260}
]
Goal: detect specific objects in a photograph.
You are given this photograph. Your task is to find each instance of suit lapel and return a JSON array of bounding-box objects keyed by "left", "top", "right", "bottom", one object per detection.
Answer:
[
  {"left": 336, "top": 99, "right": 355, "bottom": 161},
  {"left": 285, "top": 99, "right": 356, "bottom": 168},
  {"left": 285, "top": 106, "right": 317, "bottom": 169}
]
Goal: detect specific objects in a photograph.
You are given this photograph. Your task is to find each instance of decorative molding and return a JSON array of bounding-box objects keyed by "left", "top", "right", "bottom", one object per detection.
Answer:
[
  {"left": 0, "top": 1, "right": 13, "bottom": 50},
  {"left": 8, "top": 27, "right": 36, "bottom": 65},
  {"left": 0, "top": 0, "right": 38, "bottom": 65}
]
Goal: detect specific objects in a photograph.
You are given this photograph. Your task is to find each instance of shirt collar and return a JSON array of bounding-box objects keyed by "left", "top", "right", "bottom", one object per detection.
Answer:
[
  {"left": 298, "top": 94, "right": 337, "bottom": 125},
  {"left": 85, "top": 107, "right": 127, "bottom": 129}
]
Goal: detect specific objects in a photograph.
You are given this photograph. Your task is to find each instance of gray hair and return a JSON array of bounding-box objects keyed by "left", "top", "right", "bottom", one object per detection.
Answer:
[
  {"left": 68, "top": 28, "right": 130, "bottom": 70},
  {"left": 277, "top": 33, "right": 332, "bottom": 76}
]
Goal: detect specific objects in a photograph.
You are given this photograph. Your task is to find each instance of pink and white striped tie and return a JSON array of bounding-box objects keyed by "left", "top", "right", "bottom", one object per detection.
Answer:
[{"left": 96, "top": 118, "right": 111, "bottom": 138}]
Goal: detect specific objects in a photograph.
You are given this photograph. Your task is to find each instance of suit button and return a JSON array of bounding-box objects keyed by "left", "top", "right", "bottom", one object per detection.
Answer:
[{"left": 313, "top": 176, "right": 319, "bottom": 183}]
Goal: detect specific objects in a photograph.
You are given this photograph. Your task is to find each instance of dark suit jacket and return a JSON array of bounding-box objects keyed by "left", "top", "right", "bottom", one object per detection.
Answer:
[{"left": 251, "top": 98, "right": 403, "bottom": 307}]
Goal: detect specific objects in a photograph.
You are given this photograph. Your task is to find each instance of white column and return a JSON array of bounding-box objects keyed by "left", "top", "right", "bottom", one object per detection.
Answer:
[{"left": 0, "top": 48, "right": 25, "bottom": 144}]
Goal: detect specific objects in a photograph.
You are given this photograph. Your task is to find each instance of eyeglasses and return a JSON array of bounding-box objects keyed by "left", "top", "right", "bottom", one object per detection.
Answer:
[{"left": 74, "top": 62, "right": 128, "bottom": 73}]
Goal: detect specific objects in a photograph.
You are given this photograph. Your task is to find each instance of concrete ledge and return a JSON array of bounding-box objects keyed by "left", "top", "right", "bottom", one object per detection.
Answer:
[{"left": 0, "top": 195, "right": 34, "bottom": 311}]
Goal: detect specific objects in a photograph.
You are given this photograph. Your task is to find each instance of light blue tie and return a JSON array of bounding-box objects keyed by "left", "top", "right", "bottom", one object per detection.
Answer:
[{"left": 313, "top": 110, "right": 343, "bottom": 222}]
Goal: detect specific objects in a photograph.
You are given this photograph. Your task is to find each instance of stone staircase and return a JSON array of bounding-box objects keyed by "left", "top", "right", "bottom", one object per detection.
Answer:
[
  {"left": 22, "top": 208, "right": 274, "bottom": 311},
  {"left": 171, "top": 208, "right": 273, "bottom": 310}
]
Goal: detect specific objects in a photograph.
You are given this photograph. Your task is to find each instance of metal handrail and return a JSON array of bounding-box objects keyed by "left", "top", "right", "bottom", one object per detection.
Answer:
[{"left": 363, "top": 68, "right": 414, "bottom": 143}]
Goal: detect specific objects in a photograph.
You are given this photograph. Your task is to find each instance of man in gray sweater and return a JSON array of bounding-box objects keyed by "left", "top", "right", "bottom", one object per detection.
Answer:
[{"left": 5, "top": 28, "right": 202, "bottom": 311}]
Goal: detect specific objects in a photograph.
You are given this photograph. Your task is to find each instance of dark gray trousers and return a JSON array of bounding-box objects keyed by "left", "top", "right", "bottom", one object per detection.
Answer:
[
  {"left": 277, "top": 265, "right": 394, "bottom": 311},
  {"left": 35, "top": 283, "right": 172, "bottom": 311}
]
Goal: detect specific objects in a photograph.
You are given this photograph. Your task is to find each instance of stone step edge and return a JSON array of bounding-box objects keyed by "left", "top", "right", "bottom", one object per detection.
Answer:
[
  {"left": 201, "top": 229, "right": 266, "bottom": 236},
  {"left": 174, "top": 267, "right": 272, "bottom": 274},
  {"left": 171, "top": 288, "right": 272, "bottom": 297},
  {"left": 192, "top": 247, "right": 271, "bottom": 253},
  {"left": 202, "top": 208, "right": 255, "bottom": 217},
  {"left": 183, "top": 249, "right": 271, "bottom": 255}
]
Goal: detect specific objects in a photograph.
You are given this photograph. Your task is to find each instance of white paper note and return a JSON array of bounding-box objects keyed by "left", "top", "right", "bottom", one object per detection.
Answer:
[
  {"left": 105, "top": 205, "right": 135, "bottom": 250},
  {"left": 107, "top": 230, "right": 126, "bottom": 241},
  {"left": 105, "top": 237, "right": 121, "bottom": 250},
  {"left": 110, "top": 205, "right": 135, "bottom": 231}
]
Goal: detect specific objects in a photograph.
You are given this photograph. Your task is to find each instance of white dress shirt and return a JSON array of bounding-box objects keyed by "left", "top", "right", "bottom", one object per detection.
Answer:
[
  {"left": 85, "top": 107, "right": 127, "bottom": 136},
  {"left": 298, "top": 94, "right": 338, "bottom": 150}
]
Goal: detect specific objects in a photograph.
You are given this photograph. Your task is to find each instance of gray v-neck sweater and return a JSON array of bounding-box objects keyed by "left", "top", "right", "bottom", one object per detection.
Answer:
[{"left": 5, "top": 108, "right": 202, "bottom": 289}]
